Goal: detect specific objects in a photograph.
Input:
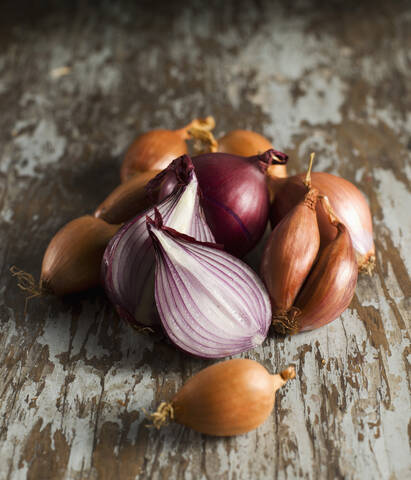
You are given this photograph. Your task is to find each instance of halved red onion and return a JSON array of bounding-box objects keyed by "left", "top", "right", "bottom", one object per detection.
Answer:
[
  {"left": 102, "top": 155, "right": 214, "bottom": 327},
  {"left": 147, "top": 211, "right": 272, "bottom": 358}
]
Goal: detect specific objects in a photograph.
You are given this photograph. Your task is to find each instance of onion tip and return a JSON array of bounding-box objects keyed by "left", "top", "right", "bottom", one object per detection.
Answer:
[
  {"left": 280, "top": 366, "right": 296, "bottom": 381},
  {"left": 258, "top": 149, "right": 288, "bottom": 171},
  {"left": 303, "top": 152, "right": 315, "bottom": 189}
]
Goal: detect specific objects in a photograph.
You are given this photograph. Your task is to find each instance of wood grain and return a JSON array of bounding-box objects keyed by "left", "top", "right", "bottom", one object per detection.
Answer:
[{"left": 0, "top": 1, "right": 410, "bottom": 479}]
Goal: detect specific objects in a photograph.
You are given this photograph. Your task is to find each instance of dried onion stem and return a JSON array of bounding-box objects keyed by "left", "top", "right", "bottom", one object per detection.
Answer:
[
  {"left": 186, "top": 115, "right": 215, "bottom": 132},
  {"left": 188, "top": 127, "right": 218, "bottom": 154},
  {"left": 318, "top": 194, "right": 341, "bottom": 227},
  {"left": 303, "top": 152, "right": 315, "bottom": 189},
  {"left": 188, "top": 116, "right": 218, "bottom": 154}
]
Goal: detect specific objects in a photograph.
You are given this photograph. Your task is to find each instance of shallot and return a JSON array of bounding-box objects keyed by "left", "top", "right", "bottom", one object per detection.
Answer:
[{"left": 148, "top": 359, "right": 295, "bottom": 436}]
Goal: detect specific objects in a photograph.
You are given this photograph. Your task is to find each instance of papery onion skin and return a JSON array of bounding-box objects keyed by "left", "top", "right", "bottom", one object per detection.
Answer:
[
  {"left": 218, "top": 129, "right": 287, "bottom": 178},
  {"left": 95, "top": 170, "right": 161, "bottom": 224},
  {"left": 120, "top": 129, "right": 188, "bottom": 183},
  {"left": 41, "top": 216, "right": 121, "bottom": 296},
  {"left": 268, "top": 172, "right": 375, "bottom": 270},
  {"left": 184, "top": 149, "right": 287, "bottom": 258},
  {"left": 150, "top": 359, "right": 296, "bottom": 436},
  {"left": 261, "top": 188, "right": 320, "bottom": 314},
  {"left": 272, "top": 223, "right": 358, "bottom": 334},
  {"left": 148, "top": 213, "right": 271, "bottom": 358}
]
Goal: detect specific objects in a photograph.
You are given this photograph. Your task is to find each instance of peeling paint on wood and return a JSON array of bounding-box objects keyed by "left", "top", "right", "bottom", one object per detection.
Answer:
[{"left": 0, "top": 1, "right": 410, "bottom": 479}]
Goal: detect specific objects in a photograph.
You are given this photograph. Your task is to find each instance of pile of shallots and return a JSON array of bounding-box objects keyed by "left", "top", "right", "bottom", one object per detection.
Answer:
[{"left": 12, "top": 117, "right": 374, "bottom": 436}]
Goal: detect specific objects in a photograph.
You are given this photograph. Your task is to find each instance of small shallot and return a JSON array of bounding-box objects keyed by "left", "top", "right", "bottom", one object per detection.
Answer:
[
  {"left": 268, "top": 160, "right": 375, "bottom": 272},
  {"left": 42, "top": 216, "right": 121, "bottom": 296},
  {"left": 261, "top": 188, "right": 320, "bottom": 315},
  {"left": 120, "top": 117, "right": 215, "bottom": 182},
  {"left": 148, "top": 359, "right": 295, "bottom": 436},
  {"left": 272, "top": 197, "right": 358, "bottom": 334}
]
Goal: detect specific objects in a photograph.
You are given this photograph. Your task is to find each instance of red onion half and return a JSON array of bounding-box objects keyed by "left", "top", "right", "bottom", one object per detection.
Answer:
[
  {"left": 102, "top": 156, "right": 214, "bottom": 328},
  {"left": 158, "top": 149, "right": 288, "bottom": 258},
  {"left": 147, "top": 211, "right": 271, "bottom": 358}
]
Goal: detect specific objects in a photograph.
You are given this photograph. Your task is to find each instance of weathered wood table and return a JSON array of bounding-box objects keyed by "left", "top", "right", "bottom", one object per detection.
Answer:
[{"left": 1, "top": 1, "right": 410, "bottom": 479}]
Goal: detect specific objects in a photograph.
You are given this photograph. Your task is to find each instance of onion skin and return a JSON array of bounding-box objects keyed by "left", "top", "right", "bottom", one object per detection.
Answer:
[
  {"left": 154, "top": 359, "right": 295, "bottom": 436},
  {"left": 191, "top": 151, "right": 274, "bottom": 257},
  {"left": 268, "top": 172, "right": 375, "bottom": 271},
  {"left": 272, "top": 223, "right": 358, "bottom": 334},
  {"left": 94, "top": 170, "right": 161, "bottom": 224},
  {"left": 218, "top": 129, "right": 287, "bottom": 178},
  {"left": 41, "top": 216, "right": 121, "bottom": 296},
  {"left": 261, "top": 188, "right": 320, "bottom": 314},
  {"left": 120, "top": 129, "right": 188, "bottom": 183}
]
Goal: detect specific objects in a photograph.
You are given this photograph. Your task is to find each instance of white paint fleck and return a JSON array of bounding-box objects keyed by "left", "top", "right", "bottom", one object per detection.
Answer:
[
  {"left": 355, "top": 167, "right": 365, "bottom": 183},
  {"left": 297, "top": 132, "right": 340, "bottom": 173},
  {"left": 13, "top": 119, "right": 66, "bottom": 177},
  {"left": 1, "top": 207, "right": 13, "bottom": 223},
  {"left": 230, "top": 11, "right": 347, "bottom": 148},
  {"left": 72, "top": 47, "right": 120, "bottom": 95},
  {"left": 374, "top": 168, "right": 411, "bottom": 271},
  {"left": 50, "top": 66, "right": 71, "bottom": 79}
]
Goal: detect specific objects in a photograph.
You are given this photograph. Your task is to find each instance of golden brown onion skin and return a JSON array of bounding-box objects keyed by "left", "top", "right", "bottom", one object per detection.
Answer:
[
  {"left": 261, "top": 189, "right": 320, "bottom": 314},
  {"left": 120, "top": 129, "right": 188, "bottom": 183},
  {"left": 218, "top": 130, "right": 287, "bottom": 178},
  {"left": 172, "top": 359, "right": 291, "bottom": 436},
  {"left": 268, "top": 172, "right": 375, "bottom": 268},
  {"left": 41, "top": 216, "right": 120, "bottom": 296},
  {"left": 295, "top": 223, "right": 358, "bottom": 332},
  {"left": 94, "top": 170, "right": 161, "bottom": 224}
]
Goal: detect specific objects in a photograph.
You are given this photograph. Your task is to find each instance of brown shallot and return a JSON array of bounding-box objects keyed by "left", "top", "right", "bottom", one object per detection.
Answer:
[
  {"left": 267, "top": 157, "right": 375, "bottom": 273},
  {"left": 261, "top": 188, "right": 320, "bottom": 315},
  {"left": 272, "top": 196, "right": 358, "bottom": 334},
  {"left": 147, "top": 359, "right": 295, "bottom": 436},
  {"left": 41, "top": 216, "right": 121, "bottom": 296},
  {"left": 120, "top": 117, "right": 215, "bottom": 182}
]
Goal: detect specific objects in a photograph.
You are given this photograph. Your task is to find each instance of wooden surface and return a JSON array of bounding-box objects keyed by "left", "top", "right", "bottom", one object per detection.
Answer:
[{"left": 1, "top": 1, "right": 410, "bottom": 479}]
